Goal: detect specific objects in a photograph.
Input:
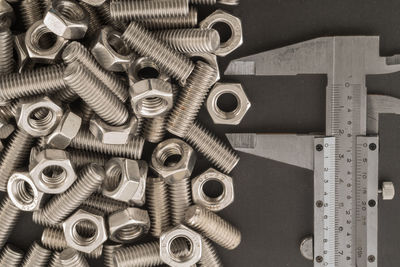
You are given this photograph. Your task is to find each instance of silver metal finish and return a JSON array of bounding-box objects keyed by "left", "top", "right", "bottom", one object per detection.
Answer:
[
  {"left": 113, "top": 241, "right": 163, "bottom": 267},
  {"left": 82, "top": 193, "right": 128, "bottom": 215},
  {"left": 0, "top": 27, "right": 14, "bottom": 75},
  {"left": 7, "top": 172, "right": 44, "bottom": 211},
  {"left": 103, "top": 244, "right": 122, "bottom": 267},
  {"left": 59, "top": 248, "right": 89, "bottom": 267},
  {"left": 199, "top": 238, "right": 223, "bottom": 267},
  {"left": 0, "top": 244, "right": 24, "bottom": 267},
  {"left": 300, "top": 236, "right": 314, "bottom": 261},
  {"left": 367, "top": 94, "right": 400, "bottom": 134},
  {"left": 20, "top": 0, "right": 42, "bottom": 29},
  {"left": 89, "top": 115, "right": 137, "bottom": 145},
  {"left": 21, "top": 241, "right": 51, "bottom": 267},
  {"left": 139, "top": 6, "right": 197, "bottom": 30},
  {"left": 0, "top": 197, "right": 20, "bottom": 249},
  {"left": 146, "top": 177, "right": 170, "bottom": 237},
  {"left": 379, "top": 181, "right": 395, "bottom": 200}
]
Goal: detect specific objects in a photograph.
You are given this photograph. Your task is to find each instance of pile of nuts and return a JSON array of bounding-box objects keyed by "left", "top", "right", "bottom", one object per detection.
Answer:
[{"left": 0, "top": 0, "right": 250, "bottom": 266}]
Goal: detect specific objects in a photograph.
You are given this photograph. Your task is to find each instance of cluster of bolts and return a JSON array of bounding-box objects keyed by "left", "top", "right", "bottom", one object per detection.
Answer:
[{"left": 0, "top": 0, "right": 249, "bottom": 266}]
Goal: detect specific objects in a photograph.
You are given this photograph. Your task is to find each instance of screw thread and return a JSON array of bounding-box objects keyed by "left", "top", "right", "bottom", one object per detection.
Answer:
[
  {"left": 41, "top": 163, "right": 106, "bottom": 224},
  {"left": 0, "top": 100, "right": 18, "bottom": 121},
  {"left": 104, "top": 244, "right": 122, "bottom": 267},
  {"left": 0, "top": 129, "right": 35, "bottom": 191},
  {"left": 140, "top": 6, "right": 197, "bottom": 30},
  {"left": 143, "top": 116, "right": 167, "bottom": 143},
  {"left": 70, "top": 129, "right": 144, "bottom": 159},
  {"left": 0, "top": 65, "right": 66, "bottom": 102},
  {"left": 20, "top": 0, "right": 43, "bottom": 29},
  {"left": 135, "top": 115, "right": 145, "bottom": 136},
  {"left": 80, "top": 3, "right": 102, "bottom": 39},
  {"left": 190, "top": 0, "right": 216, "bottom": 4},
  {"left": 0, "top": 244, "right": 24, "bottom": 266},
  {"left": 60, "top": 249, "right": 89, "bottom": 267},
  {"left": 53, "top": 87, "right": 78, "bottom": 103},
  {"left": 82, "top": 193, "right": 128, "bottom": 215},
  {"left": 122, "top": 21, "right": 194, "bottom": 83},
  {"left": 64, "top": 62, "right": 129, "bottom": 126},
  {"left": 67, "top": 149, "right": 108, "bottom": 168},
  {"left": 113, "top": 241, "right": 162, "bottom": 267},
  {"left": 62, "top": 41, "right": 129, "bottom": 102},
  {"left": 169, "top": 178, "right": 192, "bottom": 225},
  {"left": 33, "top": 210, "right": 62, "bottom": 229},
  {"left": 146, "top": 177, "right": 170, "bottom": 237},
  {"left": 111, "top": 0, "right": 189, "bottom": 21},
  {"left": 21, "top": 241, "right": 52, "bottom": 267},
  {"left": 199, "top": 238, "right": 223, "bottom": 267},
  {"left": 167, "top": 62, "right": 216, "bottom": 137},
  {"left": 0, "top": 197, "right": 20, "bottom": 249},
  {"left": 156, "top": 28, "right": 220, "bottom": 53},
  {"left": 48, "top": 251, "right": 61, "bottom": 267},
  {"left": 0, "top": 28, "right": 14, "bottom": 75},
  {"left": 185, "top": 121, "right": 239, "bottom": 173},
  {"left": 96, "top": 2, "right": 127, "bottom": 31},
  {"left": 184, "top": 205, "right": 241, "bottom": 250}
]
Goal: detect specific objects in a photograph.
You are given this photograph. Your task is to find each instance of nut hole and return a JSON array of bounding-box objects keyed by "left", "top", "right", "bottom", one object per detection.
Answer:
[
  {"left": 211, "top": 22, "right": 232, "bottom": 45},
  {"left": 136, "top": 60, "right": 160, "bottom": 80},
  {"left": 41, "top": 165, "right": 67, "bottom": 188},
  {"left": 107, "top": 33, "right": 130, "bottom": 56},
  {"left": 135, "top": 97, "right": 169, "bottom": 116},
  {"left": 157, "top": 144, "right": 183, "bottom": 167},
  {"left": 169, "top": 236, "right": 194, "bottom": 263},
  {"left": 115, "top": 225, "right": 143, "bottom": 242},
  {"left": 104, "top": 163, "right": 122, "bottom": 192},
  {"left": 55, "top": 1, "right": 85, "bottom": 21},
  {"left": 28, "top": 107, "right": 55, "bottom": 130},
  {"left": 201, "top": 179, "right": 225, "bottom": 202},
  {"left": 32, "top": 26, "right": 58, "bottom": 50},
  {"left": 72, "top": 219, "right": 98, "bottom": 246},
  {"left": 11, "top": 180, "right": 35, "bottom": 205},
  {"left": 214, "top": 92, "right": 241, "bottom": 120}
]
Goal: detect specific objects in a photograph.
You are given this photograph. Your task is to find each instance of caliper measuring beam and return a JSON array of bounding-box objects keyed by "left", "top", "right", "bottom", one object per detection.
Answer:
[{"left": 225, "top": 36, "right": 400, "bottom": 267}]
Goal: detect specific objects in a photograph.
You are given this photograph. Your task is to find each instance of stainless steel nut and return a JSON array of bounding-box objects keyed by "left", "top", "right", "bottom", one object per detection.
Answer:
[
  {"left": 207, "top": 83, "right": 251, "bottom": 125},
  {"left": 200, "top": 10, "right": 243, "bottom": 57},
  {"left": 16, "top": 96, "right": 64, "bottom": 137},
  {"left": 160, "top": 225, "right": 202, "bottom": 267},
  {"left": 14, "top": 33, "right": 34, "bottom": 73},
  {"left": 29, "top": 149, "right": 77, "bottom": 194},
  {"left": 192, "top": 168, "right": 234, "bottom": 211},
  {"left": 89, "top": 115, "right": 137, "bottom": 145},
  {"left": 186, "top": 52, "right": 220, "bottom": 82},
  {"left": 130, "top": 78, "right": 174, "bottom": 118},
  {"left": 128, "top": 57, "right": 170, "bottom": 86},
  {"left": 91, "top": 26, "right": 133, "bottom": 72},
  {"left": 44, "top": 0, "right": 89, "bottom": 40},
  {"left": 0, "top": 117, "right": 15, "bottom": 139},
  {"left": 0, "top": 0, "right": 14, "bottom": 27},
  {"left": 151, "top": 138, "right": 197, "bottom": 184},
  {"left": 63, "top": 209, "right": 108, "bottom": 253},
  {"left": 44, "top": 109, "right": 82, "bottom": 149},
  {"left": 108, "top": 207, "right": 150, "bottom": 243},
  {"left": 7, "top": 172, "right": 45, "bottom": 211},
  {"left": 25, "top": 21, "right": 68, "bottom": 64},
  {"left": 103, "top": 158, "right": 148, "bottom": 205},
  {"left": 80, "top": 0, "right": 106, "bottom": 6}
]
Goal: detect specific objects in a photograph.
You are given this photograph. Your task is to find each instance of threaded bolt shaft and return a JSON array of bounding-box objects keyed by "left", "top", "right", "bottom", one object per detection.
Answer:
[
  {"left": 113, "top": 241, "right": 163, "bottom": 267},
  {"left": 64, "top": 62, "right": 129, "bottom": 126},
  {"left": 0, "top": 64, "right": 66, "bottom": 102},
  {"left": 104, "top": 244, "right": 122, "bottom": 267},
  {"left": 190, "top": 0, "right": 216, "bottom": 4},
  {"left": 199, "top": 238, "right": 223, "bottom": 266},
  {"left": 60, "top": 248, "right": 89, "bottom": 267},
  {"left": 111, "top": 0, "right": 189, "bottom": 21},
  {"left": 185, "top": 121, "right": 239, "bottom": 173},
  {"left": 49, "top": 251, "right": 61, "bottom": 267},
  {"left": 0, "top": 129, "right": 35, "bottom": 191},
  {"left": 156, "top": 28, "right": 220, "bottom": 53},
  {"left": 70, "top": 129, "right": 144, "bottom": 159},
  {"left": 146, "top": 177, "right": 170, "bottom": 237},
  {"left": 21, "top": 241, "right": 52, "bottom": 267},
  {"left": 140, "top": 6, "right": 197, "bottom": 30},
  {"left": 0, "top": 28, "right": 14, "bottom": 75},
  {"left": 0, "top": 100, "right": 18, "bottom": 121},
  {"left": 82, "top": 193, "right": 128, "bottom": 215},
  {"left": 20, "top": 0, "right": 42, "bottom": 29},
  {"left": 167, "top": 61, "right": 216, "bottom": 137},
  {"left": 184, "top": 205, "right": 241, "bottom": 250},
  {"left": 62, "top": 41, "right": 129, "bottom": 102},
  {"left": 80, "top": 2, "right": 102, "bottom": 39},
  {"left": 41, "top": 163, "right": 106, "bottom": 224},
  {"left": 0, "top": 244, "right": 24, "bottom": 266},
  {"left": 135, "top": 115, "right": 145, "bottom": 136},
  {"left": 96, "top": 2, "right": 127, "bottom": 31},
  {"left": 169, "top": 178, "right": 192, "bottom": 225},
  {"left": 67, "top": 149, "right": 109, "bottom": 168},
  {"left": 143, "top": 116, "right": 167, "bottom": 143},
  {"left": 0, "top": 197, "right": 20, "bottom": 249},
  {"left": 122, "top": 21, "right": 194, "bottom": 83},
  {"left": 77, "top": 100, "right": 95, "bottom": 125},
  {"left": 33, "top": 210, "right": 62, "bottom": 229}
]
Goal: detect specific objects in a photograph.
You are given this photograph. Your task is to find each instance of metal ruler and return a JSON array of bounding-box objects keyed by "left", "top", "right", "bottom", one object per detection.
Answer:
[{"left": 224, "top": 36, "right": 398, "bottom": 267}]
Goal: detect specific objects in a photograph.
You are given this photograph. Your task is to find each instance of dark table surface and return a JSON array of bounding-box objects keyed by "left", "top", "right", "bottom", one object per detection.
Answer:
[{"left": 5, "top": 1, "right": 400, "bottom": 266}]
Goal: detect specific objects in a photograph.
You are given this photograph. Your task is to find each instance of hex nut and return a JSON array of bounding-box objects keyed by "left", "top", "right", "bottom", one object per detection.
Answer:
[
  {"left": 16, "top": 96, "right": 64, "bottom": 137},
  {"left": 103, "top": 158, "right": 148, "bottom": 206},
  {"left": 29, "top": 149, "right": 77, "bottom": 194},
  {"left": 7, "top": 172, "right": 45, "bottom": 211},
  {"left": 44, "top": 0, "right": 89, "bottom": 40},
  {"left": 159, "top": 225, "right": 202, "bottom": 267},
  {"left": 150, "top": 138, "right": 197, "bottom": 184},
  {"left": 200, "top": 10, "right": 243, "bottom": 57},
  {"left": 44, "top": 110, "right": 82, "bottom": 149},
  {"left": 108, "top": 207, "right": 150, "bottom": 243},
  {"left": 63, "top": 209, "right": 108, "bottom": 253},
  {"left": 130, "top": 78, "right": 174, "bottom": 118},
  {"left": 207, "top": 83, "right": 251, "bottom": 125},
  {"left": 25, "top": 21, "right": 68, "bottom": 64},
  {"left": 128, "top": 57, "right": 170, "bottom": 86},
  {"left": 0, "top": 117, "right": 15, "bottom": 139},
  {"left": 192, "top": 168, "right": 234, "bottom": 212},
  {"left": 91, "top": 26, "right": 133, "bottom": 72},
  {"left": 186, "top": 52, "right": 220, "bottom": 82},
  {"left": 14, "top": 33, "right": 34, "bottom": 73},
  {"left": 0, "top": 0, "right": 14, "bottom": 27},
  {"left": 89, "top": 115, "right": 137, "bottom": 145}
]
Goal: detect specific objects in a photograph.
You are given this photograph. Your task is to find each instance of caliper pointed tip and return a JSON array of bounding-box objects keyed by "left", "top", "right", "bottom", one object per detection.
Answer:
[{"left": 226, "top": 133, "right": 256, "bottom": 149}]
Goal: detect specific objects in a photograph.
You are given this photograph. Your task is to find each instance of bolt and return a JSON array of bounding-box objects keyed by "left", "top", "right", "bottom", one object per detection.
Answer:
[
  {"left": 199, "top": 237, "right": 223, "bottom": 266},
  {"left": 80, "top": 2, "right": 102, "bottom": 39},
  {"left": 82, "top": 193, "right": 128, "bottom": 215},
  {"left": 66, "top": 149, "right": 109, "bottom": 169},
  {"left": 0, "top": 27, "right": 14, "bottom": 75},
  {"left": 0, "top": 244, "right": 24, "bottom": 267},
  {"left": 146, "top": 177, "right": 170, "bottom": 237},
  {"left": 143, "top": 116, "right": 168, "bottom": 143},
  {"left": 19, "top": 0, "right": 43, "bottom": 29},
  {"left": 95, "top": 2, "right": 127, "bottom": 31},
  {"left": 59, "top": 248, "right": 90, "bottom": 267},
  {"left": 139, "top": 6, "right": 198, "bottom": 30},
  {"left": 0, "top": 197, "right": 21, "bottom": 250},
  {"left": 21, "top": 241, "right": 51, "bottom": 267},
  {"left": 103, "top": 244, "right": 122, "bottom": 267},
  {"left": 48, "top": 251, "right": 61, "bottom": 267}
]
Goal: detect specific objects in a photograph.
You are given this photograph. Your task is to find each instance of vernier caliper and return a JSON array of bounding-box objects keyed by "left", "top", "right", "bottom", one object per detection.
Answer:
[{"left": 225, "top": 36, "right": 399, "bottom": 267}]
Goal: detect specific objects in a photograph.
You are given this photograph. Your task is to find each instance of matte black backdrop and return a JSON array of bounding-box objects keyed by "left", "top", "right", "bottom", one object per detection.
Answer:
[{"left": 3, "top": 1, "right": 400, "bottom": 266}]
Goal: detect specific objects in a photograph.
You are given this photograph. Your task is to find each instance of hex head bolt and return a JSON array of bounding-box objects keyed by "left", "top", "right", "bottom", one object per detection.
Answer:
[
  {"left": 146, "top": 177, "right": 170, "bottom": 237},
  {"left": 63, "top": 62, "right": 129, "bottom": 126},
  {"left": 184, "top": 205, "right": 241, "bottom": 250},
  {"left": 41, "top": 163, "right": 106, "bottom": 224},
  {"left": 20, "top": 241, "right": 52, "bottom": 267},
  {"left": 0, "top": 28, "right": 14, "bottom": 75},
  {"left": 0, "top": 197, "right": 21, "bottom": 250},
  {"left": 0, "top": 244, "right": 24, "bottom": 267},
  {"left": 139, "top": 6, "right": 198, "bottom": 30},
  {"left": 122, "top": 21, "right": 194, "bottom": 84}
]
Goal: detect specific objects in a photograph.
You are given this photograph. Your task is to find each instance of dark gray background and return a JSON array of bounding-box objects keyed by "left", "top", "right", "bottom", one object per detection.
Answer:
[{"left": 5, "top": 0, "right": 400, "bottom": 266}]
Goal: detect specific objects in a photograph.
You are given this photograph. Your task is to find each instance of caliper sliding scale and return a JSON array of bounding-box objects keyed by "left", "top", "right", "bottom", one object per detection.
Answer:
[{"left": 225, "top": 36, "right": 399, "bottom": 267}]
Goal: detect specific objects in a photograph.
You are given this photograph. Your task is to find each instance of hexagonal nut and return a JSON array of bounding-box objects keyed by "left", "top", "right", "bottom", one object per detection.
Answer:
[
  {"left": 63, "top": 209, "right": 107, "bottom": 254},
  {"left": 91, "top": 26, "right": 133, "bottom": 72},
  {"left": 108, "top": 207, "right": 150, "bottom": 243},
  {"left": 130, "top": 79, "right": 174, "bottom": 118},
  {"left": 7, "top": 172, "right": 45, "bottom": 211},
  {"left": 16, "top": 96, "right": 64, "bottom": 137},
  {"left": 150, "top": 138, "right": 197, "bottom": 184},
  {"left": 44, "top": 110, "right": 82, "bottom": 149},
  {"left": 207, "top": 83, "right": 251, "bottom": 125},
  {"left": 192, "top": 168, "right": 234, "bottom": 212},
  {"left": 44, "top": 0, "right": 89, "bottom": 40},
  {"left": 186, "top": 52, "right": 220, "bottom": 82},
  {"left": 200, "top": 10, "right": 243, "bottom": 57},
  {"left": 160, "top": 225, "right": 202, "bottom": 267},
  {"left": 80, "top": 0, "right": 106, "bottom": 6},
  {"left": 89, "top": 115, "right": 137, "bottom": 145},
  {"left": 128, "top": 57, "right": 170, "bottom": 86},
  {"left": 103, "top": 158, "right": 148, "bottom": 205},
  {"left": 29, "top": 149, "right": 77, "bottom": 194},
  {"left": 0, "top": 117, "right": 15, "bottom": 139},
  {"left": 14, "top": 33, "right": 34, "bottom": 73},
  {"left": 0, "top": 0, "right": 14, "bottom": 27}
]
